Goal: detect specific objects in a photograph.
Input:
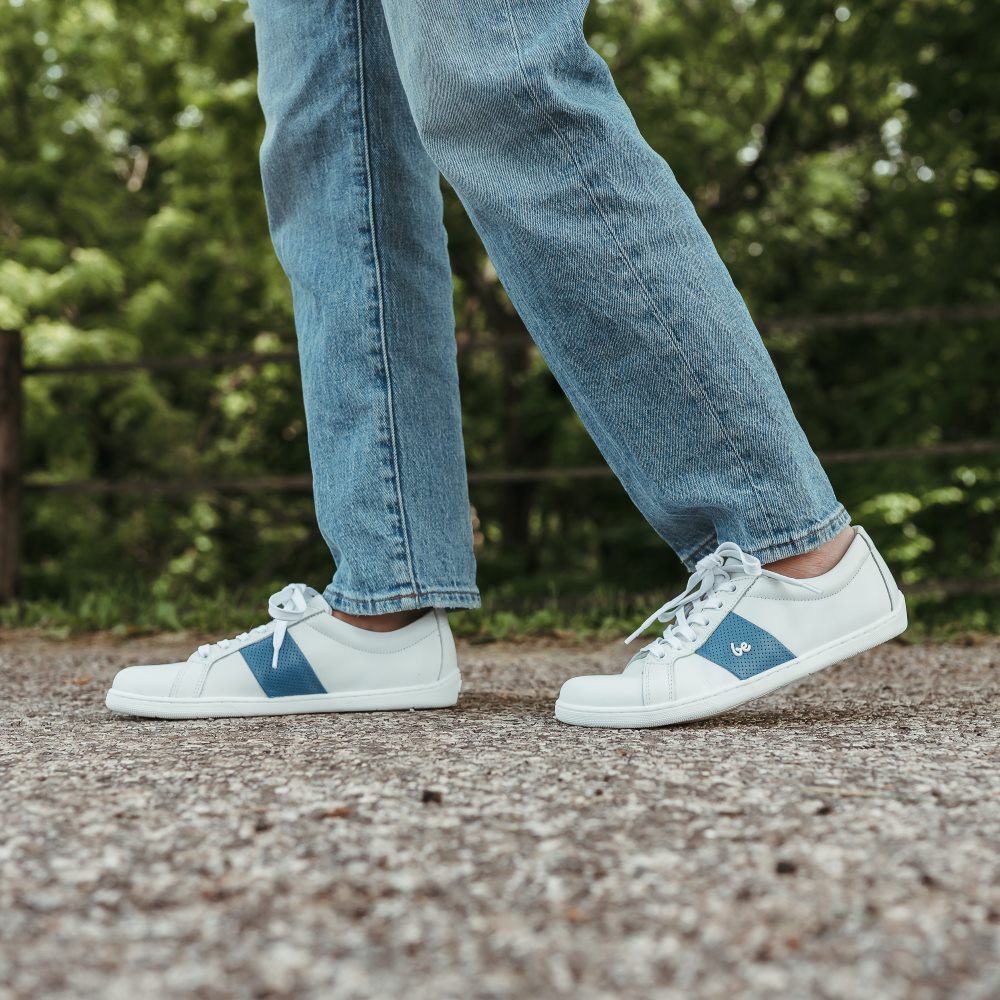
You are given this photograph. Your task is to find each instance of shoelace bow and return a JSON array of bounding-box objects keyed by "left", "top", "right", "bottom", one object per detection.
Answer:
[
  {"left": 197, "top": 582, "right": 320, "bottom": 669},
  {"left": 625, "top": 542, "right": 820, "bottom": 659}
]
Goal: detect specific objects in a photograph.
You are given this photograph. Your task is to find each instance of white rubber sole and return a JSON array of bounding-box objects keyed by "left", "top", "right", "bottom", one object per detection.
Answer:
[
  {"left": 554, "top": 596, "right": 908, "bottom": 728},
  {"left": 105, "top": 670, "right": 462, "bottom": 720}
]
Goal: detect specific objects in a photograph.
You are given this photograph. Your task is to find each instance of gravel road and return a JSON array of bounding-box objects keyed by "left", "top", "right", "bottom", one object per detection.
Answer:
[{"left": 1, "top": 632, "right": 998, "bottom": 999}]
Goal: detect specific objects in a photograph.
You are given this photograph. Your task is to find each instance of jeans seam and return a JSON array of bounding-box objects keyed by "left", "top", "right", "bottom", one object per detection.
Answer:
[
  {"left": 354, "top": 0, "right": 418, "bottom": 595},
  {"left": 498, "top": 1, "right": 780, "bottom": 546}
]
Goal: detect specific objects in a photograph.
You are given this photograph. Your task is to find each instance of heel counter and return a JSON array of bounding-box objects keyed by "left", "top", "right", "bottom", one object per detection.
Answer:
[
  {"left": 434, "top": 609, "right": 459, "bottom": 681},
  {"left": 855, "top": 526, "right": 902, "bottom": 612}
]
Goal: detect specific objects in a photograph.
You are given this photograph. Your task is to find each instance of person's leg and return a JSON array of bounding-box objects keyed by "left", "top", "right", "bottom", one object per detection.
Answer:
[
  {"left": 106, "top": 0, "right": 478, "bottom": 718},
  {"left": 250, "top": 0, "right": 479, "bottom": 616},
  {"left": 367, "top": 0, "right": 906, "bottom": 729},
  {"left": 377, "top": 0, "right": 849, "bottom": 568}
]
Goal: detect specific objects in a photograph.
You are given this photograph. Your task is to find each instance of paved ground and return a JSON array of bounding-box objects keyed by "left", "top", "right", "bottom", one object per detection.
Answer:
[{"left": 0, "top": 632, "right": 998, "bottom": 1000}]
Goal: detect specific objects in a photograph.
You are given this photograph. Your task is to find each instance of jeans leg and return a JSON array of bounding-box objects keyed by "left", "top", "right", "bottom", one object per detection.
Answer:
[
  {"left": 249, "top": 0, "right": 479, "bottom": 612},
  {"left": 378, "top": 0, "right": 849, "bottom": 569}
]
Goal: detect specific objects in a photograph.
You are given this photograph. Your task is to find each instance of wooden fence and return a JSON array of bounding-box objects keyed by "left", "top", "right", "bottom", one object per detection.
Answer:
[{"left": 2, "top": 302, "right": 999, "bottom": 603}]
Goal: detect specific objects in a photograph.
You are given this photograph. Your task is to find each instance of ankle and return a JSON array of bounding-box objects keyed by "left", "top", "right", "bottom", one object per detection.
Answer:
[
  {"left": 331, "top": 607, "right": 429, "bottom": 632},
  {"left": 764, "top": 526, "right": 855, "bottom": 580}
]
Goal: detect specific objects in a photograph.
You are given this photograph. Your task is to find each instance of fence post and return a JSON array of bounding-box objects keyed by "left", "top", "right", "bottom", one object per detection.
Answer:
[{"left": 0, "top": 329, "right": 21, "bottom": 603}]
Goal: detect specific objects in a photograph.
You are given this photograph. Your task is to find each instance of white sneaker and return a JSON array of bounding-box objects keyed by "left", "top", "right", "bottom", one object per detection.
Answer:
[
  {"left": 555, "top": 527, "right": 906, "bottom": 728},
  {"left": 105, "top": 584, "right": 461, "bottom": 719}
]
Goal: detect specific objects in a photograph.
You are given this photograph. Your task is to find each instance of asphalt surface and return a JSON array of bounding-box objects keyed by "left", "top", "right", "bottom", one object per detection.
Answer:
[{"left": 1, "top": 632, "right": 998, "bottom": 999}]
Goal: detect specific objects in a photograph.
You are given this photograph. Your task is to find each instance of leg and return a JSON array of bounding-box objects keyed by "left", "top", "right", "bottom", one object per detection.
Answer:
[
  {"left": 378, "top": 0, "right": 849, "bottom": 567},
  {"left": 249, "top": 0, "right": 479, "bottom": 614},
  {"left": 106, "top": 0, "right": 480, "bottom": 720}
]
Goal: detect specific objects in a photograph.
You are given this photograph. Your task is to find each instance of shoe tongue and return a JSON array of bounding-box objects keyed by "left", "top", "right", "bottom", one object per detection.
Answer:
[
  {"left": 623, "top": 651, "right": 648, "bottom": 674},
  {"left": 723, "top": 552, "right": 762, "bottom": 581},
  {"left": 305, "top": 593, "right": 332, "bottom": 615},
  {"left": 681, "top": 591, "right": 713, "bottom": 617},
  {"left": 669, "top": 584, "right": 723, "bottom": 633}
]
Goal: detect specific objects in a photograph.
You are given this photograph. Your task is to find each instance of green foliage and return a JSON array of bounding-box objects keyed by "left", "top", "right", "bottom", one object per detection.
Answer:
[
  {"left": 4, "top": 585, "right": 996, "bottom": 644},
  {"left": 1, "top": 0, "right": 997, "bottom": 633}
]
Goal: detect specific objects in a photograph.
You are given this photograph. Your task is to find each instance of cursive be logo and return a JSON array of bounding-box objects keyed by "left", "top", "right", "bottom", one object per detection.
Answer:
[{"left": 730, "top": 641, "right": 752, "bottom": 657}]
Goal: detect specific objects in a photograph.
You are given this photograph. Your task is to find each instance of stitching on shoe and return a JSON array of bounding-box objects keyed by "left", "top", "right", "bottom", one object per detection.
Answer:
[
  {"left": 303, "top": 620, "right": 437, "bottom": 655},
  {"left": 745, "top": 559, "right": 865, "bottom": 603},
  {"left": 193, "top": 649, "right": 243, "bottom": 698}
]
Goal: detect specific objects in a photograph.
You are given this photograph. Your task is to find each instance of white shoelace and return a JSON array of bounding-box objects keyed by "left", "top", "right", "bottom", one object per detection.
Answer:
[
  {"left": 625, "top": 542, "right": 820, "bottom": 659},
  {"left": 196, "top": 583, "right": 320, "bottom": 669}
]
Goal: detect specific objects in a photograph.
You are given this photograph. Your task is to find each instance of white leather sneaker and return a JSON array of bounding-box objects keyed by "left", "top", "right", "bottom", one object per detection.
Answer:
[
  {"left": 105, "top": 584, "right": 461, "bottom": 719},
  {"left": 555, "top": 527, "right": 906, "bottom": 728}
]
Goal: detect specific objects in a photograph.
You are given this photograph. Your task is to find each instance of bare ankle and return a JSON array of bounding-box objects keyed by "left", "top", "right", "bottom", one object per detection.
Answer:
[
  {"left": 764, "top": 526, "right": 855, "bottom": 580},
  {"left": 331, "top": 608, "right": 429, "bottom": 632}
]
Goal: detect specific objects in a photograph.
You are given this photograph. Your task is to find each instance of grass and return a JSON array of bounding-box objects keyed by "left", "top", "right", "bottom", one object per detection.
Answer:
[{"left": 1, "top": 581, "right": 998, "bottom": 644}]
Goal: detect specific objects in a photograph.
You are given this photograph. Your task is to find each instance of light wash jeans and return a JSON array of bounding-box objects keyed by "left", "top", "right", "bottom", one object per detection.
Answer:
[{"left": 249, "top": 0, "right": 850, "bottom": 615}]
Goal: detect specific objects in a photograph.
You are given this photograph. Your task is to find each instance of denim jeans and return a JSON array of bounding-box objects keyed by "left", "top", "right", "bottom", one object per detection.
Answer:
[{"left": 249, "top": 0, "right": 850, "bottom": 615}]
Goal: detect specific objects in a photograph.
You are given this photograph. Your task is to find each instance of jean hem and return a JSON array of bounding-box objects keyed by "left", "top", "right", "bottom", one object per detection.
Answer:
[
  {"left": 680, "top": 505, "right": 852, "bottom": 568},
  {"left": 676, "top": 530, "right": 720, "bottom": 571},
  {"left": 742, "top": 505, "right": 852, "bottom": 565},
  {"left": 323, "top": 585, "right": 482, "bottom": 615}
]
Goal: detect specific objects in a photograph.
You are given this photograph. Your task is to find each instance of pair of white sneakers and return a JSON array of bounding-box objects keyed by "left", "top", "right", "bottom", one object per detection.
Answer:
[{"left": 106, "top": 526, "right": 907, "bottom": 727}]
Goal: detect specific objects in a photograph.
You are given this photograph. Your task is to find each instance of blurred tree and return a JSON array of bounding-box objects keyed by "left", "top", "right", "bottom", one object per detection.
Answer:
[{"left": 1, "top": 0, "right": 997, "bottom": 620}]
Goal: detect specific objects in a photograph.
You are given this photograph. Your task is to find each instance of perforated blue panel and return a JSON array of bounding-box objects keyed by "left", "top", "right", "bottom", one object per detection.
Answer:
[
  {"left": 697, "top": 612, "right": 794, "bottom": 680},
  {"left": 239, "top": 634, "right": 326, "bottom": 697}
]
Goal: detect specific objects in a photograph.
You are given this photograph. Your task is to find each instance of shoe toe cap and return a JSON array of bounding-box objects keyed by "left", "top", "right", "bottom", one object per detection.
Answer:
[
  {"left": 110, "top": 662, "right": 185, "bottom": 698},
  {"left": 557, "top": 673, "right": 646, "bottom": 710}
]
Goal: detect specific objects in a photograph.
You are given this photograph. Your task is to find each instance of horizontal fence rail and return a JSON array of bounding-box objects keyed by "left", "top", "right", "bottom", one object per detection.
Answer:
[
  {"left": 23, "top": 350, "right": 301, "bottom": 377},
  {"left": 19, "top": 440, "right": 1000, "bottom": 495},
  {"left": 20, "top": 302, "right": 1000, "bottom": 377},
  {"left": 758, "top": 301, "right": 1000, "bottom": 333},
  {"left": 3, "top": 303, "right": 1000, "bottom": 604}
]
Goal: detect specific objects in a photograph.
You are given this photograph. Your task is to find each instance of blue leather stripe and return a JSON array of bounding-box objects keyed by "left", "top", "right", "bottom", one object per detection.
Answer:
[
  {"left": 239, "top": 634, "right": 326, "bottom": 697},
  {"left": 697, "top": 612, "right": 795, "bottom": 680}
]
